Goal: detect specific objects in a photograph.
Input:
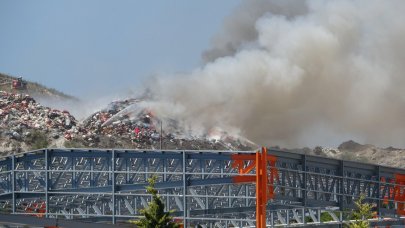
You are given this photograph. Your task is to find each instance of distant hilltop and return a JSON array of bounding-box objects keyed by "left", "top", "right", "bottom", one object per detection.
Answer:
[{"left": 0, "top": 72, "right": 76, "bottom": 101}]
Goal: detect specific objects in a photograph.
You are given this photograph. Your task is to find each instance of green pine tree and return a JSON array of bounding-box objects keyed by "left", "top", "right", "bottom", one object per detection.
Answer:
[
  {"left": 134, "top": 176, "right": 180, "bottom": 228},
  {"left": 348, "top": 194, "right": 374, "bottom": 228}
]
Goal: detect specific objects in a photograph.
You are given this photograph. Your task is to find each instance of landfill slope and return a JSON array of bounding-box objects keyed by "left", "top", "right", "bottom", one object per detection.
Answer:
[
  {"left": 1, "top": 90, "right": 404, "bottom": 169},
  {"left": 0, "top": 91, "right": 256, "bottom": 155},
  {"left": 0, "top": 92, "right": 78, "bottom": 154},
  {"left": 63, "top": 98, "right": 257, "bottom": 151},
  {"left": 0, "top": 73, "right": 75, "bottom": 101}
]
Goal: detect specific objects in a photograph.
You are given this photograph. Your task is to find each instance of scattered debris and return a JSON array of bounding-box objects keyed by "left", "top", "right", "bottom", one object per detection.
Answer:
[
  {"left": 0, "top": 91, "right": 255, "bottom": 154},
  {"left": 1, "top": 91, "right": 402, "bottom": 169},
  {"left": 0, "top": 92, "right": 78, "bottom": 154}
]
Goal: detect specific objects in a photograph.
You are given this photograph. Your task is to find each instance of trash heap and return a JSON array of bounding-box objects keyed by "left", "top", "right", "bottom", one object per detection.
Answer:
[
  {"left": 0, "top": 91, "right": 77, "bottom": 153},
  {"left": 1, "top": 90, "right": 403, "bottom": 169},
  {"left": 66, "top": 99, "right": 255, "bottom": 150},
  {"left": 64, "top": 99, "right": 161, "bottom": 148},
  {"left": 0, "top": 91, "right": 256, "bottom": 153}
]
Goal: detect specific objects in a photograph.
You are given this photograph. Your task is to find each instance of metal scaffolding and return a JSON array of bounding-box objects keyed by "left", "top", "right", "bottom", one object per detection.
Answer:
[{"left": 0, "top": 148, "right": 403, "bottom": 227}]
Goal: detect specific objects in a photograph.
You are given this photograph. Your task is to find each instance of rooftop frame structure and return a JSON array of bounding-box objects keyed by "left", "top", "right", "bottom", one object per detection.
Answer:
[{"left": 0, "top": 148, "right": 403, "bottom": 227}]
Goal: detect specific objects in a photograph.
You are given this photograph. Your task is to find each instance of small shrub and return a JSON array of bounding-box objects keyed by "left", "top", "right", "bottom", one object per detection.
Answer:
[
  {"left": 63, "top": 139, "right": 84, "bottom": 148},
  {"left": 26, "top": 130, "right": 49, "bottom": 150},
  {"left": 134, "top": 176, "right": 180, "bottom": 227},
  {"left": 347, "top": 194, "right": 373, "bottom": 228}
]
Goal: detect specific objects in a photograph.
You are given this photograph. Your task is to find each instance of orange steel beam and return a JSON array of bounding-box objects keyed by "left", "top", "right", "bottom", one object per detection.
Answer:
[
  {"left": 231, "top": 147, "right": 278, "bottom": 228},
  {"left": 256, "top": 147, "right": 267, "bottom": 228},
  {"left": 233, "top": 176, "right": 255, "bottom": 183},
  {"left": 381, "top": 174, "right": 405, "bottom": 216},
  {"left": 394, "top": 173, "right": 405, "bottom": 216}
]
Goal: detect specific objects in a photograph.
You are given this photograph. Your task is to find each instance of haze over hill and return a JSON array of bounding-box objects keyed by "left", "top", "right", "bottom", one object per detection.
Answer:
[{"left": 0, "top": 77, "right": 404, "bottom": 169}]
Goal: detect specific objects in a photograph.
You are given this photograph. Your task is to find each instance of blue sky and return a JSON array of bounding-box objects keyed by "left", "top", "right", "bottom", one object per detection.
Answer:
[{"left": 0, "top": 0, "right": 240, "bottom": 96}]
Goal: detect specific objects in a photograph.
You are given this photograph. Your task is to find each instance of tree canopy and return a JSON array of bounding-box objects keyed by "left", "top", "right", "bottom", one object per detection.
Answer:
[
  {"left": 134, "top": 176, "right": 180, "bottom": 228},
  {"left": 348, "top": 194, "right": 374, "bottom": 228}
]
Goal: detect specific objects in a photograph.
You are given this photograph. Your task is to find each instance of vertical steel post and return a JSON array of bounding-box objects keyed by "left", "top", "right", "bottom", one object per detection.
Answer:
[
  {"left": 228, "top": 185, "right": 231, "bottom": 207},
  {"left": 134, "top": 197, "right": 137, "bottom": 214},
  {"left": 24, "top": 160, "right": 28, "bottom": 191},
  {"left": 270, "top": 211, "right": 274, "bottom": 227},
  {"left": 11, "top": 153, "right": 15, "bottom": 214},
  {"left": 163, "top": 156, "right": 169, "bottom": 211},
  {"left": 256, "top": 147, "right": 267, "bottom": 228},
  {"left": 90, "top": 158, "right": 94, "bottom": 187},
  {"left": 376, "top": 165, "right": 381, "bottom": 218},
  {"left": 201, "top": 158, "right": 209, "bottom": 211},
  {"left": 182, "top": 151, "right": 187, "bottom": 227},
  {"left": 256, "top": 151, "right": 261, "bottom": 228},
  {"left": 45, "top": 149, "right": 49, "bottom": 218},
  {"left": 112, "top": 150, "right": 116, "bottom": 224},
  {"left": 302, "top": 154, "right": 307, "bottom": 208},
  {"left": 302, "top": 208, "right": 305, "bottom": 225},
  {"left": 145, "top": 157, "right": 149, "bottom": 180},
  {"left": 72, "top": 157, "right": 75, "bottom": 189},
  {"left": 339, "top": 160, "right": 345, "bottom": 211},
  {"left": 263, "top": 148, "right": 268, "bottom": 227},
  {"left": 245, "top": 185, "right": 249, "bottom": 207},
  {"left": 126, "top": 158, "right": 129, "bottom": 184}
]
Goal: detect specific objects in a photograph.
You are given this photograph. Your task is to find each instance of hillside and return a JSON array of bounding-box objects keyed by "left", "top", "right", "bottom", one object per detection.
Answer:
[
  {"left": 0, "top": 91, "right": 256, "bottom": 155},
  {"left": 0, "top": 74, "right": 404, "bottom": 169},
  {"left": 1, "top": 89, "right": 404, "bottom": 169},
  {"left": 0, "top": 73, "right": 76, "bottom": 101},
  {"left": 285, "top": 141, "right": 405, "bottom": 169}
]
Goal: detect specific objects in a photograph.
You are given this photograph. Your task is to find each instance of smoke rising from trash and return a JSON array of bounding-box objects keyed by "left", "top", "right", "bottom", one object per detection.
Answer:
[{"left": 142, "top": 0, "right": 405, "bottom": 148}]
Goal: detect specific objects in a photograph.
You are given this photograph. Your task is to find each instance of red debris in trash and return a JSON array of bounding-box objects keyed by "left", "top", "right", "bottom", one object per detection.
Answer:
[{"left": 1, "top": 91, "right": 255, "bottom": 153}]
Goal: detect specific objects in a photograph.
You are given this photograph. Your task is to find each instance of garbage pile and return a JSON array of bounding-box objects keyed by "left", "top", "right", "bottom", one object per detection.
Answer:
[
  {"left": 81, "top": 99, "right": 149, "bottom": 142},
  {"left": 0, "top": 91, "right": 77, "bottom": 153},
  {"left": 0, "top": 91, "right": 256, "bottom": 153},
  {"left": 1, "top": 90, "right": 404, "bottom": 169},
  {"left": 64, "top": 99, "right": 163, "bottom": 148},
  {"left": 72, "top": 99, "right": 254, "bottom": 150}
]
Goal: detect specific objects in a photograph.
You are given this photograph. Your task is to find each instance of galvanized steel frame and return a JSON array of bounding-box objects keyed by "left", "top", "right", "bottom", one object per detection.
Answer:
[{"left": 0, "top": 148, "right": 403, "bottom": 227}]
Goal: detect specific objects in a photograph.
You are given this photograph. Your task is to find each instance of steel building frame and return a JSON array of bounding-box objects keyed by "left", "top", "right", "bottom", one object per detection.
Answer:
[{"left": 0, "top": 148, "right": 403, "bottom": 227}]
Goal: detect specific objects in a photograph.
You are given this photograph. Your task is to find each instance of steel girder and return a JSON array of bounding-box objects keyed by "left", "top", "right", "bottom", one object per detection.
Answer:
[{"left": 0, "top": 148, "right": 403, "bottom": 227}]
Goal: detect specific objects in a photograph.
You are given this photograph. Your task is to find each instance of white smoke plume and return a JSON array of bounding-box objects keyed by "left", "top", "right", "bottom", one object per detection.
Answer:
[{"left": 145, "top": 0, "right": 405, "bottom": 148}]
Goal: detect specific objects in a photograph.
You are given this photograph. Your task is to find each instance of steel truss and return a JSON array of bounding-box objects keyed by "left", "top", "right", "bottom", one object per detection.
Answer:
[{"left": 0, "top": 148, "right": 403, "bottom": 227}]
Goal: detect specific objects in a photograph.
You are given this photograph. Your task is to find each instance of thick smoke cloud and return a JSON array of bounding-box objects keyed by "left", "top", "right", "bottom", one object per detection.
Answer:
[
  {"left": 202, "top": 0, "right": 308, "bottom": 62},
  {"left": 146, "top": 0, "right": 405, "bottom": 148}
]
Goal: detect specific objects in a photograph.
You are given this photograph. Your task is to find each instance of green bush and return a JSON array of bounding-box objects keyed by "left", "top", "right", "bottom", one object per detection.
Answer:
[
  {"left": 132, "top": 176, "right": 180, "bottom": 227},
  {"left": 27, "top": 130, "right": 49, "bottom": 150},
  {"left": 63, "top": 139, "right": 84, "bottom": 148},
  {"left": 348, "top": 194, "right": 374, "bottom": 228},
  {"left": 305, "top": 211, "right": 339, "bottom": 223}
]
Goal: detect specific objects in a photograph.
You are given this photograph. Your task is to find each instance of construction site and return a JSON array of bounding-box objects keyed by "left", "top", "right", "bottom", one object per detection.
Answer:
[
  {"left": 0, "top": 147, "right": 402, "bottom": 227},
  {"left": 0, "top": 75, "right": 405, "bottom": 228},
  {"left": 2, "top": 0, "right": 405, "bottom": 227}
]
